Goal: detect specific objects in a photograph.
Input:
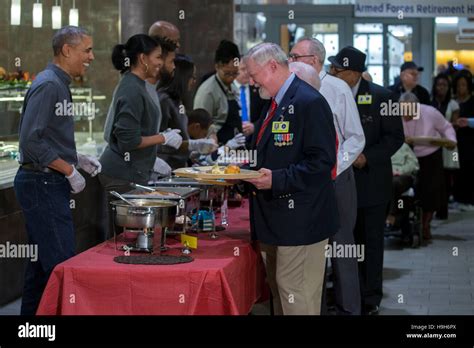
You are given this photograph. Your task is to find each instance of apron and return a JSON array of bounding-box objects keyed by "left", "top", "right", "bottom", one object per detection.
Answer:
[{"left": 215, "top": 76, "right": 242, "bottom": 144}]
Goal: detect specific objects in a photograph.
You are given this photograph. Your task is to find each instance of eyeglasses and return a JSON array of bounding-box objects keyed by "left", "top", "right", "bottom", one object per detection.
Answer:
[{"left": 288, "top": 53, "right": 315, "bottom": 61}]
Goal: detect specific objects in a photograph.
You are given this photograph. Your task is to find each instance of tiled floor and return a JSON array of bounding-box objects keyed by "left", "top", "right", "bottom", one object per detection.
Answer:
[
  {"left": 1, "top": 211, "right": 473, "bottom": 316},
  {"left": 252, "top": 210, "right": 474, "bottom": 316},
  {"left": 381, "top": 209, "right": 474, "bottom": 315},
  {"left": 0, "top": 297, "right": 21, "bottom": 315}
]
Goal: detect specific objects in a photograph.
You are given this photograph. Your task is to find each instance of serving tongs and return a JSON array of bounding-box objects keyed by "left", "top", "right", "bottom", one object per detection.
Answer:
[
  {"left": 130, "top": 183, "right": 180, "bottom": 197},
  {"left": 110, "top": 191, "right": 136, "bottom": 206}
]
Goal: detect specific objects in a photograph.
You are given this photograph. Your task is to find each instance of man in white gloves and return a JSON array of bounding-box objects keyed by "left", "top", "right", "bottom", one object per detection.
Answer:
[{"left": 14, "top": 26, "right": 96, "bottom": 315}]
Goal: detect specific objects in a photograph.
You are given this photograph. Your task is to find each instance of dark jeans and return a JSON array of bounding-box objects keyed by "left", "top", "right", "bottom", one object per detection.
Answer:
[{"left": 14, "top": 168, "right": 75, "bottom": 315}]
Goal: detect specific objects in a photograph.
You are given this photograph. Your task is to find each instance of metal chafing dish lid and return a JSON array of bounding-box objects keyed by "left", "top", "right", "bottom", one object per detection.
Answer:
[
  {"left": 122, "top": 186, "right": 201, "bottom": 200},
  {"left": 154, "top": 176, "right": 225, "bottom": 188},
  {"left": 110, "top": 199, "right": 177, "bottom": 208}
]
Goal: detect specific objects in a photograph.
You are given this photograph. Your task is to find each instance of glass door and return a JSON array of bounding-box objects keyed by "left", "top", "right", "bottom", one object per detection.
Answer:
[
  {"left": 279, "top": 22, "right": 341, "bottom": 67},
  {"left": 271, "top": 17, "right": 346, "bottom": 60},
  {"left": 352, "top": 20, "right": 420, "bottom": 87},
  {"left": 387, "top": 25, "right": 414, "bottom": 86},
  {"left": 353, "top": 23, "right": 384, "bottom": 85}
]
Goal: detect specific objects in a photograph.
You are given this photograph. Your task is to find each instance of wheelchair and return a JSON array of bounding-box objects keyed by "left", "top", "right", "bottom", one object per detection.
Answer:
[{"left": 384, "top": 177, "right": 423, "bottom": 248}]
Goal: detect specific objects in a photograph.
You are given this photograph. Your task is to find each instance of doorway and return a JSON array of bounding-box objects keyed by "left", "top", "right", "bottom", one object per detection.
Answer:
[{"left": 235, "top": 4, "right": 428, "bottom": 88}]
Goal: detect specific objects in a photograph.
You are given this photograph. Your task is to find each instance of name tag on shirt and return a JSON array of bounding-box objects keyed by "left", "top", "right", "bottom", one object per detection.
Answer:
[
  {"left": 272, "top": 121, "right": 290, "bottom": 133},
  {"left": 358, "top": 94, "right": 372, "bottom": 105}
]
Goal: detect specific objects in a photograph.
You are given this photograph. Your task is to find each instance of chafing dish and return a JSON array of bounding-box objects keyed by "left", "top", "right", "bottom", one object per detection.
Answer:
[
  {"left": 154, "top": 176, "right": 233, "bottom": 238},
  {"left": 122, "top": 186, "right": 201, "bottom": 234},
  {"left": 110, "top": 199, "right": 177, "bottom": 253},
  {"left": 154, "top": 177, "right": 227, "bottom": 203}
]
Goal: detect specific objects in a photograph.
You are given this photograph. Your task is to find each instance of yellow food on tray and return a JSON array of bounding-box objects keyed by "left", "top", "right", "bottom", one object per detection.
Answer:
[
  {"left": 209, "top": 164, "right": 240, "bottom": 175},
  {"left": 224, "top": 165, "right": 240, "bottom": 174},
  {"left": 210, "top": 165, "right": 226, "bottom": 174}
]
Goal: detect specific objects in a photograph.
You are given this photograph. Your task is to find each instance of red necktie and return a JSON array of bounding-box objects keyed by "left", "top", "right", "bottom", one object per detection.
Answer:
[
  {"left": 256, "top": 99, "right": 278, "bottom": 145},
  {"left": 332, "top": 133, "right": 339, "bottom": 180}
]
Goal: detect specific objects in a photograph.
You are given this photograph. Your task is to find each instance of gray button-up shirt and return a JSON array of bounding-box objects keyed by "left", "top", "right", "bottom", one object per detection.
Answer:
[{"left": 18, "top": 63, "right": 77, "bottom": 168}]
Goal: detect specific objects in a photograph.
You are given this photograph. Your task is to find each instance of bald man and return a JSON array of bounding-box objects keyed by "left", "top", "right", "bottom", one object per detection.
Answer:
[{"left": 149, "top": 20, "right": 180, "bottom": 49}]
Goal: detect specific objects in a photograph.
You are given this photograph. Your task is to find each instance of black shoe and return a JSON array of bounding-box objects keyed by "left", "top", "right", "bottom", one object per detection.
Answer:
[{"left": 363, "top": 304, "right": 379, "bottom": 315}]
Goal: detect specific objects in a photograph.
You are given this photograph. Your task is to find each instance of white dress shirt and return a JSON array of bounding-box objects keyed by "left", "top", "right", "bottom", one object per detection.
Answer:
[{"left": 319, "top": 71, "right": 366, "bottom": 176}]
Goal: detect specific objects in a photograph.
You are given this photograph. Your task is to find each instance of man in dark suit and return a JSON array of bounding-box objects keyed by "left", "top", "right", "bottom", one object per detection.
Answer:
[
  {"left": 329, "top": 46, "right": 404, "bottom": 315},
  {"left": 243, "top": 42, "right": 339, "bottom": 315}
]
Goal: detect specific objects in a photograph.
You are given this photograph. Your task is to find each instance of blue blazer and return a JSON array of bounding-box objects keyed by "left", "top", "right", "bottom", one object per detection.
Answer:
[{"left": 248, "top": 76, "right": 339, "bottom": 246}]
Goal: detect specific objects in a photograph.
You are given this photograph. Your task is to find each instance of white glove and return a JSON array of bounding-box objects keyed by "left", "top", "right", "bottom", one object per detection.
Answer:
[
  {"left": 153, "top": 157, "right": 172, "bottom": 176},
  {"left": 77, "top": 153, "right": 102, "bottom": 177},
  {"left": 66, "top": 166, "right": 86, "bottom": 194},
  {"left": 162, "top": 129, "right": 183, "bottom": 149},
  {"left": 226, "top": 133, "right": 246, "bottom": 149},
  {"left": 188, "top": 139, "right": 218, "bottom": 154}
]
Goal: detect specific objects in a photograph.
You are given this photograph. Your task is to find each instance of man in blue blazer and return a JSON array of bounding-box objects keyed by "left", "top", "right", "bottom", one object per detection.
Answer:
[{"left": 243, "top": 43, "right": 339, "bottom": 315}]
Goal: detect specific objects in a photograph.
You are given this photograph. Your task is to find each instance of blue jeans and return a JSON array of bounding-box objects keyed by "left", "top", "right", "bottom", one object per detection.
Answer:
[{"left": 14, "top": 168, "right": 75, "bottom": 315}]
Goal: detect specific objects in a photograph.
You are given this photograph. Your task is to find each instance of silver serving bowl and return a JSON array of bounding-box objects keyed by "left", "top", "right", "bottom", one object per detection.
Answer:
[{"left": 110, "top": 199, "right": 177, "bottom": 230}]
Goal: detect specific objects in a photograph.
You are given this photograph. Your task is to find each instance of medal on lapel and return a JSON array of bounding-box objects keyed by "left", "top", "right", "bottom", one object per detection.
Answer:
[{"left": 274, "top": 133, "right": 294, "bottom": 147}]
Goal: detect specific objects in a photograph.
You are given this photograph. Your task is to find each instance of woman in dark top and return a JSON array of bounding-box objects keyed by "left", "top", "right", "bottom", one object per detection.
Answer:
[
  {"left": 430, "top": 73, "right": 460, "bottom": 219},
  {"left": 99, "top": 34, "right": 183, "bottom": 192},
  {"left": 453, "top": 71, "right": 474, "bottom": 210},
  {"left": 157, "top": 54, "right": 217, "bottom": 169}
]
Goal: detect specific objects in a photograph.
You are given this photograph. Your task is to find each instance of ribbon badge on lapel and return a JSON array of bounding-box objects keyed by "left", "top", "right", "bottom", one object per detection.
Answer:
[{"left": 274, "top": 133, "right": 294, "bottom": 147}]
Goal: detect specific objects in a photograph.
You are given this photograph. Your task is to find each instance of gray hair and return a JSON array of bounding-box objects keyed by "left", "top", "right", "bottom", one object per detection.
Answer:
[
  {"left": 297, "top": 37, "right": 326, "bottom": 64},
  {"left": 289, "top": 62, "right": 321, "bottom": 90},
  {"left": 399, "top": 92, "right": 419, "bottom": 104},
  {"left": 245, "top": 42, "right": 288, "bottom": 67},
  {"left": 52, "top": 26, "right": 89, "bottom": 56}
]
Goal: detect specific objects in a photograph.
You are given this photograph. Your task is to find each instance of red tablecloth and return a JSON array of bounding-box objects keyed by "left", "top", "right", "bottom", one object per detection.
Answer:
[{"left": 37, "top": 202, "right": 267, "bottom": 315}]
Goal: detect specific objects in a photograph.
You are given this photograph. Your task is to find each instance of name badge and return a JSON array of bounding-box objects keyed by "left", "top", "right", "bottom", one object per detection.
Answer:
[
  {"left": 358, "top": 94, "right": 372, "bottom": 105},
  {"left": 272, "top": 121, "right": 290, "bottom": 133}
]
